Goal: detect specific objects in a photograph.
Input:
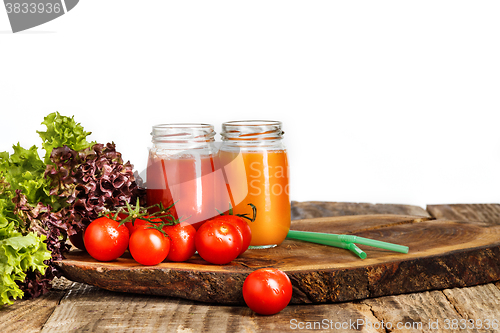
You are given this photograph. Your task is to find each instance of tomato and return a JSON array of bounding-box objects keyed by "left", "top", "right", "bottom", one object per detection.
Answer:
[
  {"left": 195, "top": 219, "right": 243, "bottom": 265},
  {"left": 242, "top": 268, "right": 293, "bottom": 315},
  {"left": 129, "top": 228, "right": 170, "bottom": 266},
  {"left": 215, "top": 215, "right": 252, "bottom": 255},
  {"left": 124, "top": 216, "right": 162, "bottom": 235},
  {"left": 83, "top": 217, "right": 129, "bottom": 262},
  {"left": 162, "top": 222, "right": 197, "bottom": 262}
]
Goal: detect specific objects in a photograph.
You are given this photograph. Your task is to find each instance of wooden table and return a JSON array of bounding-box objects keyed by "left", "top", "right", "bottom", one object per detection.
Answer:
[{"left": 2, "top": 202, "right": 500, "bottom": 332}]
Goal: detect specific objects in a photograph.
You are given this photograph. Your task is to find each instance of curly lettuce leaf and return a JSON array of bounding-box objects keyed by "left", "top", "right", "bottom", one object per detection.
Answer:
[
  {"left": 13, "top": 190, "right": 72, "bottom": 259},
  {"left": 0, "top": 175, "right": 56, "bottom": 306},
  {"left": 46, "top": 143, "right": 145, "bottom": 235},
  {"left": 0, "top": 112, "right": 144, "bottom": 306},
  {"left": 0, "top": 145, "right": 45, "bottom": 186},
  {"left": 0, "top": 111, "right": 98, "bottom": 306},
  {"left": 0, "top": 177, "right": 18, "bottom": 231},
  {"left": 0, "top": 144, "right": 60, "bottom": 212},
  {"left": 37, "top": 111, "right": 95, "bottom": 164},
  {"left": 0, "top": 226, "right": 51, "bottom": 306}
]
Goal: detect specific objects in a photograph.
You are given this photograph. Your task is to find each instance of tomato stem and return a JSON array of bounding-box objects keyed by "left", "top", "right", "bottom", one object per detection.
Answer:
[
  {"left": 215, "top": 203, "right": 257, "bottom": 223},
  {"left": 237, "top": 203, "right": 257, "bottom": 223},
  {"left": 101, "top": 197, "right": 180, "bottom": 228}
]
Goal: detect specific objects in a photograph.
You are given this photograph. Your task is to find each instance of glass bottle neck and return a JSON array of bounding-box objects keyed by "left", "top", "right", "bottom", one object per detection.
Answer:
[
  {"left": 151, "top": 123, "right": 215, "bottom": 149},
  {"left": 220, "top": 120, "right": 284, "bottom": 148}
]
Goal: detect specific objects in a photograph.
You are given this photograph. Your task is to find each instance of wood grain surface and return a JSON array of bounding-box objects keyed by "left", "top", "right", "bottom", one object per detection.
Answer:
[
  {"left": 2, "top": 202, "right": 500, "bottom": 333},
  {"left": 290, "top": 201, "right": 431, "bottom": 220},
  {"left": 55, "top": 213, "right": 500, "bottom": 304}
]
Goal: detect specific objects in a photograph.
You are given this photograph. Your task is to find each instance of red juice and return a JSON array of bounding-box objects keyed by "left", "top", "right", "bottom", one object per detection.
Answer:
[{"left": 147, "top": 154, "right": 216, "bottom": 230}]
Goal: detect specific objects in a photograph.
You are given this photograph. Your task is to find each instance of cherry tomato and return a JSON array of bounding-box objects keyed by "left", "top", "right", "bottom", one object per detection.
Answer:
[
  {"left": 243, "top": 268, "right": 293, "bottom": 315},
  {"left": 83, "top": 217, "right": 129, "bottom": 262},
  {"left": 195, "top": 219, "right": 243, "bottom": 265},
  {"left": 162, "top": 222, "right": 197, "bottom": 262},
  {"left": 75, "top": 212, "right": 123, "bottom": 252},
  {"left": 215, "top": 215, "right": 252, "bottom": 255},
  {"left": 129, "top": 228, "right": 170, "bottom": 266},
  {"left": 124, "top": 216, "right": 162, "bottom": 235}
]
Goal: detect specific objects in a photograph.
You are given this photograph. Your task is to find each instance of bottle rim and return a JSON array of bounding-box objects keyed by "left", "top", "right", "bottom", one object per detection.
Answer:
[
  {"left": 220, "top": 120, "right": 283, "bottom": 141},
  {"left": 151, "top": 123, "right": 216, "bottom": 143}
]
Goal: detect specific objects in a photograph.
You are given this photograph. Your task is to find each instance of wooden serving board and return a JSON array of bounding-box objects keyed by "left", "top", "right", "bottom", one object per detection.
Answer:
[{"left": 54, "top": 214, "right": 500, "bottom": 305}]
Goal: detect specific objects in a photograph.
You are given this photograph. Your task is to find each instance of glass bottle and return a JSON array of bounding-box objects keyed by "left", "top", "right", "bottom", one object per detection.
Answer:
[
  {"left": 146, "top": 123, "right": 217, "bottom": 230},
  {"left": 218, "top": 120, "right": 290, "bottom": 248}
]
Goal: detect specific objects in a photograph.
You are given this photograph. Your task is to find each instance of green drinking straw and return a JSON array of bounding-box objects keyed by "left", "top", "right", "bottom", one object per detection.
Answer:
[
  {"left": 286, "top": 230, "right": 409, "bottom": 257},
  {"left": 344, "top": 242, "right": 367, "bottom": 259},
  {"left": 286, "top": 230, "right": 366, "bottom": 259},
  {"left": 345, "top": 243, "right": 366, "bottom": 259}
]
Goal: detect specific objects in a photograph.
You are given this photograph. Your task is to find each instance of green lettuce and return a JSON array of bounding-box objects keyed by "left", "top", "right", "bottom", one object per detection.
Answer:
[
  {"left": 37, "top": 111, "right": 95, "bottom": 164},
  {"left": 0, "top": 144, "right": 57, "bottom": 212},
  {"left": 0, "top": 111, "right": 95, "bottom": 306},
  {"left": 0, "top": 179, "right": 52, "bottom": 306},
  {"left": 0, "top": 224, "right": 51, "bottom": 305},
  {"left": 0, "top": 112, "right": 96, "bottom": 214},
  {"left": 0, "top": 177, "right": 18, "bottom": 231},
  {"left": 0, "top": 111, "right": 142, "bottom": 306}
]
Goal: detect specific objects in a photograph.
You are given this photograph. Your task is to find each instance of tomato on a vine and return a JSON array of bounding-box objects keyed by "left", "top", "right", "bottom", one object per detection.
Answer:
[
  {"left": 83, "top": 216, "right": 129, "bottom": 262},
  {"left": 195, "top": 219, "right": 243, "bottom": 264},
  {"left": 103, "top": 199, "right": 177, "bottom": 265},
  {"left": 243, "top": 268, "right": 293, "bottom": 315},
  {"left": 110, "top": 200, "right": 170, "bottom": 235},
  {"left": 124, "top": 215, "right": 163, "bottom": 235},
  {"left": 72, "top": 212, "right": 124, "bottom": 252},
  {"left": 215, "top": 203, "right": 256, "bottom": 255},
  {"left": 129, "top": 227, "right": 170, "bottom": 266},
  {"left": 162, "top": 221, "right": 197, "bottom": 262}
]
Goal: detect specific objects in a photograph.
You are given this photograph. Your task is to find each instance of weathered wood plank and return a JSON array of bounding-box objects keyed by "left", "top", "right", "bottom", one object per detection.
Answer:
[
  {"left": 0, "top": 277, "right": 73, "bottom": 333},
  {"left": 362, "top": 290, "right": 482, "bottom": 333},
  {"left": 41, "top": 282, "right": 384, "bottom": 333},
  {"left": 0, "top": 293, "right": 64, "bottom": 333},
  {"left": 425, "top": 204, "right": 500, "bottom": 332},
  {"left": 291, "top": 201, "right": 431, "bottom": 220},
  {"left": 40, "top": 275, "right": 499, "bottom": 333},
  {"left": 427, "top": 203, "right": 500, "bottom": 225},
  {"left": 290, "top": 214, "right": 431, "bottom": 234},
  {"left": 304, "top": 202, "right": 500, "bottom": 333},
  {"left": 442, "top": 284, "right": 500, "bottom": 330},
  {"left": 43, "top": 279, "right": 499, "bottom": 333}
]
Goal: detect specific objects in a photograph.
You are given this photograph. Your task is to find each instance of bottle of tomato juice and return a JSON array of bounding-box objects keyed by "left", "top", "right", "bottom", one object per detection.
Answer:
[{"left": 146, "top": 123, "right": 218, "bottom": 230}]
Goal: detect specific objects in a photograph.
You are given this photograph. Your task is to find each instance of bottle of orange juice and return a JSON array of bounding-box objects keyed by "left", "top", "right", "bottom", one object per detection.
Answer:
[
  {"left": 217, "top": 120, "right": 290, "bottom": 248},
  {"left": 147, "top": 124, "right": 218, "bottom": 230}
]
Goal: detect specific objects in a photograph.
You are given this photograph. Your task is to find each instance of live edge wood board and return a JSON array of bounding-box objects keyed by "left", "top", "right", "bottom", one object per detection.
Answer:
[{"left": 54, "top": 213, "right": 500, "bottom": 305}]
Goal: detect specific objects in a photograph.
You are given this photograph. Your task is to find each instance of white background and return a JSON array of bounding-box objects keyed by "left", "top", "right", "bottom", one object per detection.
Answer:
[{"left": 0, "top": 1, "right": 499, "bottom": 209}]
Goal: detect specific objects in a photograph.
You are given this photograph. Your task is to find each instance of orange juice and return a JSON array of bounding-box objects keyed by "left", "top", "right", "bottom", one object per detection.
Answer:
[{"left": 217, "top": 149, "right": 290, "bottom": 247}]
